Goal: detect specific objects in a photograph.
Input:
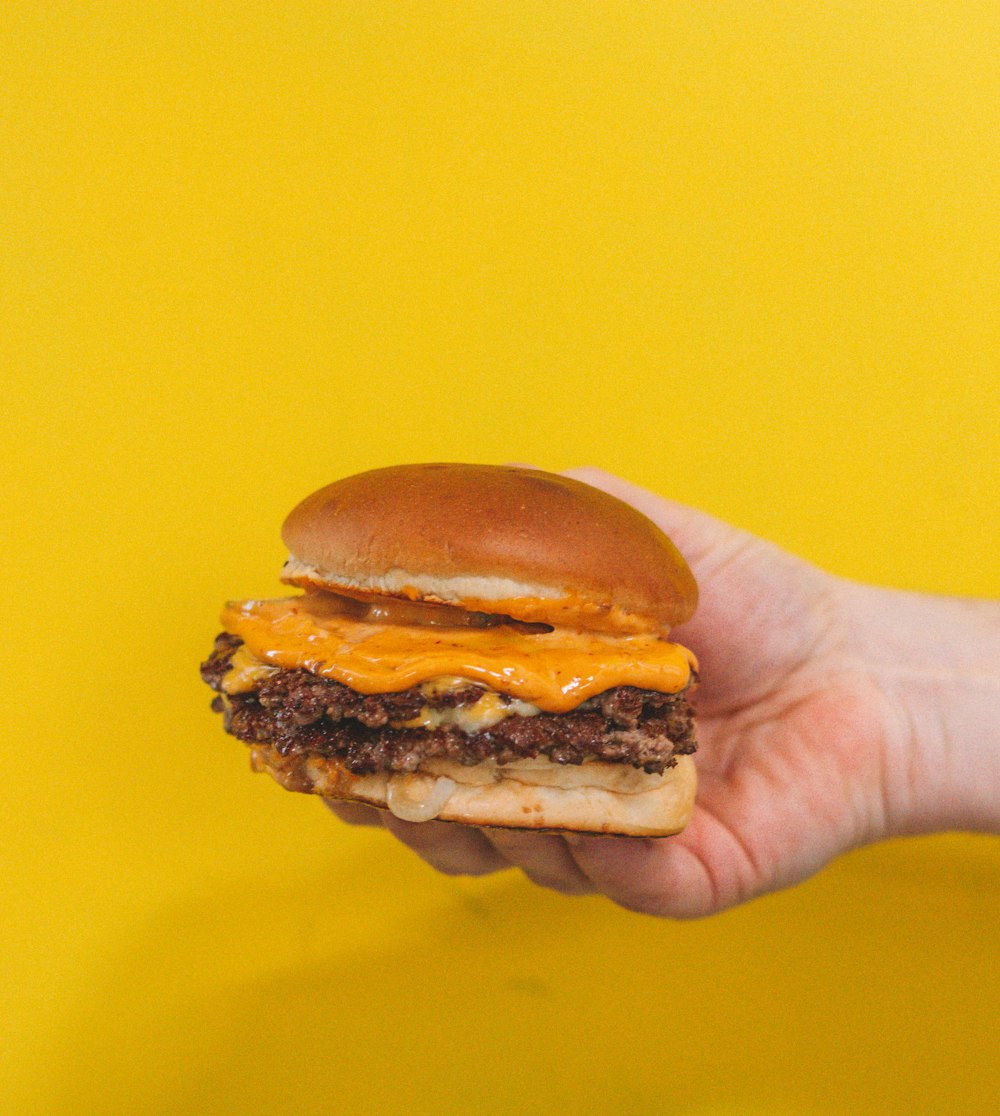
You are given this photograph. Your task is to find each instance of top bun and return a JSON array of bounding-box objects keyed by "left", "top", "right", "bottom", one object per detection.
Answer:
[{"left": 280, "top": 464, "right": 697, "bottom": 634}]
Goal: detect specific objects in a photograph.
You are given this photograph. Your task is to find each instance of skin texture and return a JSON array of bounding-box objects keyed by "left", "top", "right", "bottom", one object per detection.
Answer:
[{"left": 326, "top": 468, "right": 1000, "bottom": 918}]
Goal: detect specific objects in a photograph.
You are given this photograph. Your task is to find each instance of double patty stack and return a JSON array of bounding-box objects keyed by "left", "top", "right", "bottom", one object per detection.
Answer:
[{"left": 200, "top": 464, "right": 700, "bottom": 837}]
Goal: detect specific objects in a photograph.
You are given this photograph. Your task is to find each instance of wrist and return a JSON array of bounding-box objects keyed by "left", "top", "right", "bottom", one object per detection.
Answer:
[{"left": 839, "top": 582, "right": 1000, "bottom": 837}]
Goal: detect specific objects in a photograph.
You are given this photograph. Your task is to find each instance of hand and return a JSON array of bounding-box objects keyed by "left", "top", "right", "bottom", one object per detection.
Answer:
[{"left": 326, "top": 468, "right": 1000, "bottom": 917}]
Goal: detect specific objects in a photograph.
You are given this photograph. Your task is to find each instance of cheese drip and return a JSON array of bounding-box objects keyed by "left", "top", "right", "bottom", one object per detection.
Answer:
[{"left": 219, "top": 595, "right": 695, "bottom": 714}]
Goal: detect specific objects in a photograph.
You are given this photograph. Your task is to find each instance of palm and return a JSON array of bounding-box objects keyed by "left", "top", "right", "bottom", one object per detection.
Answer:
[{"left": 673, "top": 670, "right": 884, "bottom": 915}]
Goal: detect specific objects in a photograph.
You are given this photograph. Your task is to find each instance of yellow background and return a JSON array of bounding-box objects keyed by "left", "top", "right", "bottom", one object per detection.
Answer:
[{"left": 3, "top": 4, "right": 998, "bottom": 1113}]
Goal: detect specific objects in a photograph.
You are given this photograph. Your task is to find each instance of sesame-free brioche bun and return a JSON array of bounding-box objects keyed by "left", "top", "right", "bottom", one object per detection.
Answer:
[
  {"left": 281, "top": 464, "right": 697, "bottom": 634},
  {"left": 250, "top": 746, "right": 697, "bottom": 838}
]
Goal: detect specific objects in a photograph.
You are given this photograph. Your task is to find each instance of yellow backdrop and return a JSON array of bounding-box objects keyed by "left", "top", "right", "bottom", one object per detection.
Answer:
[{"left": 3, "top": 4, "right": 998, "bottom": 1113}]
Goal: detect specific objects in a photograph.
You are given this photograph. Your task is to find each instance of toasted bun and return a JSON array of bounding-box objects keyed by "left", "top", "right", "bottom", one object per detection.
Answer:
[
  {"left": 281, "top": 464, "right": 696, "bottom": 633},
  {"left": 249, "top": 746, "right": 697, "bottom": 838}
]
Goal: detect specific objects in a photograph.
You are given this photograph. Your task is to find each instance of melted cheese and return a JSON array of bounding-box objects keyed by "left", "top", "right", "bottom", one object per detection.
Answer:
[
  {"left": 385, "top": 774, "right": 457, "bottom": 822},
  {"left": 395, "top": 691, "right": 542, "bottom": 733},
  {"left": 219, "top": 595, "right": 696, "bottom": 714},
  {"left": 221, "top": 643, "right": 280, "bottom": 693}
]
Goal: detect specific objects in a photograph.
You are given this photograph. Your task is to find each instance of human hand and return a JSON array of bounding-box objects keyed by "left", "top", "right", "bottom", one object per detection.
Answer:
[{"left": 327, "top": 468, "right": 1000, "bottom": 917}]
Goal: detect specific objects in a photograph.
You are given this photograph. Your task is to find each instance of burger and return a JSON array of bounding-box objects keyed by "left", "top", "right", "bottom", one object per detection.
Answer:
[{"left": 200, "top": 464, "right": 700, "bottom": 836}]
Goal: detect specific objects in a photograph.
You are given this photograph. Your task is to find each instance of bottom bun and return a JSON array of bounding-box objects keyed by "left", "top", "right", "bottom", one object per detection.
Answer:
[{"left": 249, "top": 746, "right": 696, "bottom": 837}]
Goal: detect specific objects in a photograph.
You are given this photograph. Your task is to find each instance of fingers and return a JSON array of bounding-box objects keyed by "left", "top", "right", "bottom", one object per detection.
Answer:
[
  {"left": 322, "top": 794, "right": 746, "bottom": 916},
  {"left": 381, "top": 813, "right": 510, "bottom": 877},
  {"left": 324, "top": 797, "right": 597, "bottom": 894},
  {"left": 323, "top": 799, "right": 385, "bottom": 827},
  {"left": 483, "top": 829, "right": 593, "bottom": 895},
  {"left": 382, "top": 815, "right": 595, "bottom": 895},
  {"left": 323, "top": 798, "right": 508, "bottom": 875},
  {"left": 560, "top": 466, "right": 749, "bottom": 573},
  {"left": 320, "top": 776, "right": 757, "bottom": 915},
  {"left": 563, "top": 834, "right": 714, "bottom": 919}
]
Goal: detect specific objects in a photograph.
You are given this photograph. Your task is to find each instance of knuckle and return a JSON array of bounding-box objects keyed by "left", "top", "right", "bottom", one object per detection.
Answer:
[{"left": 521, "top": 869, "right": 590, "bottom": 896}]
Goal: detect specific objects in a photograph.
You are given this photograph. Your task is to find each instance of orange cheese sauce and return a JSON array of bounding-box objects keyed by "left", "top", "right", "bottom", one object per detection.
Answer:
[{"left": 219, "top": 596, "right": 696, "bottom": 713}]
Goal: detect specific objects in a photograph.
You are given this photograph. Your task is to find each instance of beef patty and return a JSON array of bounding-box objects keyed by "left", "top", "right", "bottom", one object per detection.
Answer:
[{"left": 200, "top": 632, "right": 697, "bottom": 776}]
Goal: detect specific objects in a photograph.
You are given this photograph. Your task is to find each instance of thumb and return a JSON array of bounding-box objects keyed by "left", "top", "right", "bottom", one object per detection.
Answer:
[
  {"left": 562, "top": 467, "right": 832, "bottom": 714},
  {"left": 560, "top": 467, "right": 760, "bottom": 582}
]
